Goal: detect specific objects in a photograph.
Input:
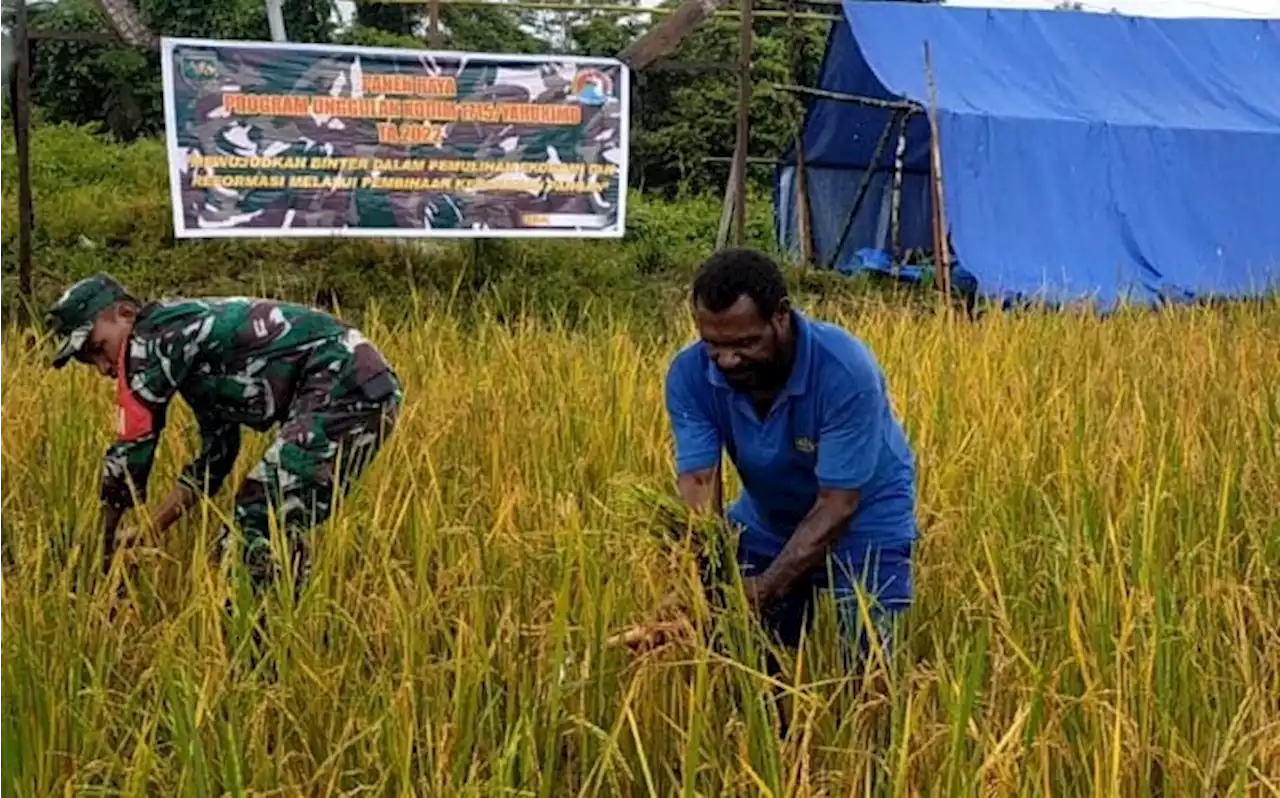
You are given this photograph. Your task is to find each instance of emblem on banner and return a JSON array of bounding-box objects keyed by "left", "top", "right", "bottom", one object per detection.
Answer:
[
  {"left": 180, "top": 51, "right": 219, "bottom": 82},
  {"left": 571, "top": 69, "right": 612, "bottom": 106}
]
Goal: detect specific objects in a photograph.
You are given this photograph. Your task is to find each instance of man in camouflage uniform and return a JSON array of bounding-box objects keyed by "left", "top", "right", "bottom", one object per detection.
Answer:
[{"left": 44, "top": 273, "right": 402, "bottom": 593}]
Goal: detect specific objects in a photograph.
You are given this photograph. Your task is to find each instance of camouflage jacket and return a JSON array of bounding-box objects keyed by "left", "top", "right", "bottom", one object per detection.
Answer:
[{"left": 101, "top": 297, "right": 396, "bottom": 510}]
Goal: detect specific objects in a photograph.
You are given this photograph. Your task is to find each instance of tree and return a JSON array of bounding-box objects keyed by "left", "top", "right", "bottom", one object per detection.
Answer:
[
  {"left": 15, "top": 0, "right": 334, "bottom": 139},
  {"left": 354, "top": 2, "right": 418, "bottom": 37}
]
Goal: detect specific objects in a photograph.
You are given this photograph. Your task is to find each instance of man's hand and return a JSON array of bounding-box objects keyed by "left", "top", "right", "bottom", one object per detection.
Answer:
[
  {"left": 100, "top": 483, "right": 199, "bottom": 574},
  {"left": 676, "top": 467, "right": 723, "bottom": 519},
  {"left": 741, "top": 575, "right": 777, "bottom": 613},
  {"left": 148, "top": 483, "right": 199, "bottom": 535}
]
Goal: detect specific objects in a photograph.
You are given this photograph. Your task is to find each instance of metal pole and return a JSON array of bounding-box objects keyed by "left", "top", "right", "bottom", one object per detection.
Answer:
[
  {"left": 731, "top": 0, "right": 751, "bottom": 247},
  {"left": 15, "top": 0, "right": 35, "bottom": 324},
  {"left": 265, "top": 0, "right": 288, "bottom": 41}
]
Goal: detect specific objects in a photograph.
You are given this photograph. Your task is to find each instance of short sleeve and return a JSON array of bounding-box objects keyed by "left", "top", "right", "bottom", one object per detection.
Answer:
[
  {"left": 664, "top": 355, "right": 722, "bottom": 475},
  {"left": 815, "top": 372, "right": 886, "bottom": 492}
]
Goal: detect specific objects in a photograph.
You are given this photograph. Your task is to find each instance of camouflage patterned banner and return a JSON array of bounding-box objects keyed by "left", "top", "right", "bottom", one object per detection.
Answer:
[{"left": 160, "top": 37, "right": 630, "bottom": 238}]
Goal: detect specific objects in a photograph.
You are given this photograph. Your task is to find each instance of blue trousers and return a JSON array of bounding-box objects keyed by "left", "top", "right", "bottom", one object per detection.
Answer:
[{"left": 736, "top": 542, "right": 914, "bottom": 663}]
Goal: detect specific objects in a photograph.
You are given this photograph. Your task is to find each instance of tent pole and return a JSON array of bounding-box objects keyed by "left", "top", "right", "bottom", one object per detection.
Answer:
[
  {"left": 824, "top": 110, "right": 900, "bottom": 271},
  {"left": 889, "top": 110, "right": 912, "bottom": 266},
  {"left": 773, "top": 83, "right": 919, "bottom": 113},
  {"left": 924, "top": 42, "right": 952, "bottom": 298},
  {"left": 778, "top": 0, "right": 808, "bottom": 266},
  {"left": 785, "top": 0, "right": 812, "bottom": 266}
]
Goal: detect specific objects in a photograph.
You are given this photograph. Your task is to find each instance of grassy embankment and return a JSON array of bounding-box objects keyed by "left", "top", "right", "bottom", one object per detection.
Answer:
[{"left": 3, "top": 124, "right": 1278, "bottom": 796}]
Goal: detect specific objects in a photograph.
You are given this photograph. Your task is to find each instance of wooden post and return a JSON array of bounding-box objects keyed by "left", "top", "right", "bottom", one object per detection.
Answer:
[
  {"left": 716, "top": 155, "right": 739, "bottom": 250},
  {"left": 14, "top": 0, "right": 35, "bottom": 324},
  {"left": 794, "top": 135, "right": 813, "bottom": 265},
  {"left": 731, "top": 0, "right": 752, "bottom": 247},
  {"left": 619, "top": 0, "right": 728, "bottom": 71},
  {"left": 429, "top": 0, "right": 443, "bottom": 47},
  {"left": 924, "top": 42, "right": 951, "bottom": 297}
]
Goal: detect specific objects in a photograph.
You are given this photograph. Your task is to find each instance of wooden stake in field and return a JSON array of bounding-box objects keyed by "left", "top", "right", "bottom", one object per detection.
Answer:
[
  {"left": 731, "top": 0, "right": 753, "bottom": 248},
  {"left": 924, "top": 41, "right": 952, "bottom": 298},
  {"left": 12, "top": 0, "right": 34, "bottom": 324},
  {"left": 715, "top": 0, "right": 753, "bottom": 250}
]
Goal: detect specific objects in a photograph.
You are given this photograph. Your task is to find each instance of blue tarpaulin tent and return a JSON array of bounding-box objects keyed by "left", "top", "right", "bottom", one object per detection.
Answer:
[{"left": 774, "top": 2, "right": 1280, "bottom": 308}]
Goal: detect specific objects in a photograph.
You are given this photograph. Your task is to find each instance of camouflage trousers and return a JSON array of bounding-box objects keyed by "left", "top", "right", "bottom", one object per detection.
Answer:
[{"left": 218, "top": 370, "right": 402, "bottom": 595}]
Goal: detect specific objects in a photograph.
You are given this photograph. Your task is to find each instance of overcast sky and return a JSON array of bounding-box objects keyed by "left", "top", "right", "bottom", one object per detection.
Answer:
[{"left": 332, "top": 0, "right": 1278, "bottom": 28}]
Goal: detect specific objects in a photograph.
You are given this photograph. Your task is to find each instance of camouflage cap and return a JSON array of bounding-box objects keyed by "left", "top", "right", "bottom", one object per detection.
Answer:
[{"left": 45, "top": 273, "right": 129, "bottom": 368}]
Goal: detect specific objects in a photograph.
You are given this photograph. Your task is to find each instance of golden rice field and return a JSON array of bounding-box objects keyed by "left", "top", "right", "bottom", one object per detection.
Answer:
[{"left": 3, "top": 296, "right": 1279, "bottom": 797}]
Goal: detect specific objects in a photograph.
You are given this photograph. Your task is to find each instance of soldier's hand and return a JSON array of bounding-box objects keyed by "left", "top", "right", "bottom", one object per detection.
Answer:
[
  {"left": 102, "top": 526, "right": 140, "bottom": 574},
  {"left": 605, "top": 620, "right": 688, "bottom": 652}
]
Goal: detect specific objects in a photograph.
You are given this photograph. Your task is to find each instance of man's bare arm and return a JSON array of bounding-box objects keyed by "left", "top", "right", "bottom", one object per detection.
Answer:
[
  {"left": 749, "top": 487, "right": 859, "bottom": 606},
  {"left": 676, "top": 466, "right": 723, "bottom": 518}
]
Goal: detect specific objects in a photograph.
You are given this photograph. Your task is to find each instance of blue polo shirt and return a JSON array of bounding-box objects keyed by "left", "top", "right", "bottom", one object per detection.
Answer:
[{"left": 664, "top": 311, "right": 917, "bottom": 562}]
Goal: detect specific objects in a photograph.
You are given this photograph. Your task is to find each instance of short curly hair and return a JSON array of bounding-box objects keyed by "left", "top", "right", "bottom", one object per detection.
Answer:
[{"left": 691, "top": 248, "right": 789, "bottom": 317}]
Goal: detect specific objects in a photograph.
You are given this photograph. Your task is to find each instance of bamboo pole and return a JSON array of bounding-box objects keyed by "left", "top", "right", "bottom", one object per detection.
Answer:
[
  {"left": 924, "top": 42, "right": 951, "bottom": 297},
  {"left": 794, "top": 135, "right": 813, "bottom": 266},
  {"left": 716, "top": 156, "right": 740, "bottom": 250},
  {"left": 772, "top": 83, "right": 921, "bottom": 113}
]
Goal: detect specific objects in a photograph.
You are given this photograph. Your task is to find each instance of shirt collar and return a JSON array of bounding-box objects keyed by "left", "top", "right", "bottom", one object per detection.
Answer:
[{"left": 704, "top": 309, "right": 813, "bottom": 396}]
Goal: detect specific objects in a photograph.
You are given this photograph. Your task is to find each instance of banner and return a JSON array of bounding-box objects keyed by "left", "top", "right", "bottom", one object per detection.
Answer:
[{"left": 160, "top": 37, "right": 629, "bottom": 238}]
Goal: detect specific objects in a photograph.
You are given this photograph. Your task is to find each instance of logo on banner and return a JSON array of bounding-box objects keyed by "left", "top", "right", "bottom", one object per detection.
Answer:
[
  {"left": 180, "top": 51, "right": 219, "bottom": 82},
  {"left": 571, "top": 69, "right": 612, "bottom": 106}
]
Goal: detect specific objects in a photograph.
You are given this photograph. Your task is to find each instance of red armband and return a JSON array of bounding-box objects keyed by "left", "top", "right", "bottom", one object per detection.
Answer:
[{"left": 115, "top": 346, "right": 154, "bottom": 442}]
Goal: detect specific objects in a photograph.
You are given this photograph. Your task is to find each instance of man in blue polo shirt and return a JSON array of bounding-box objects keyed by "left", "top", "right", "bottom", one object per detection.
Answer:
[{"left": 664, "top": 248, "right": 918, "bottom": 660}]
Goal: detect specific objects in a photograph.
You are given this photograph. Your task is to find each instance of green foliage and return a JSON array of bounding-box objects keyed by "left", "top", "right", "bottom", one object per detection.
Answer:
[
  {"left": 625, "top": 15, "right": 828, "bottom": 196},
  {"left": 353, "top": 2, "right": 420, "bottom": 37},
  {"left": 16, "top": 0, "right": 334, "bottom": 140},
  {"left": 280, "top": 0, "right": 339, "bottom": 43},
  {"left": 334, "top": 23, "right": 427, "bottom": 51},
  {"left": 439, "top": 5, "right": 550, "bottom": 55},
  {"left": 12, "top": 0, "right": 835, "bottom": 197}
]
